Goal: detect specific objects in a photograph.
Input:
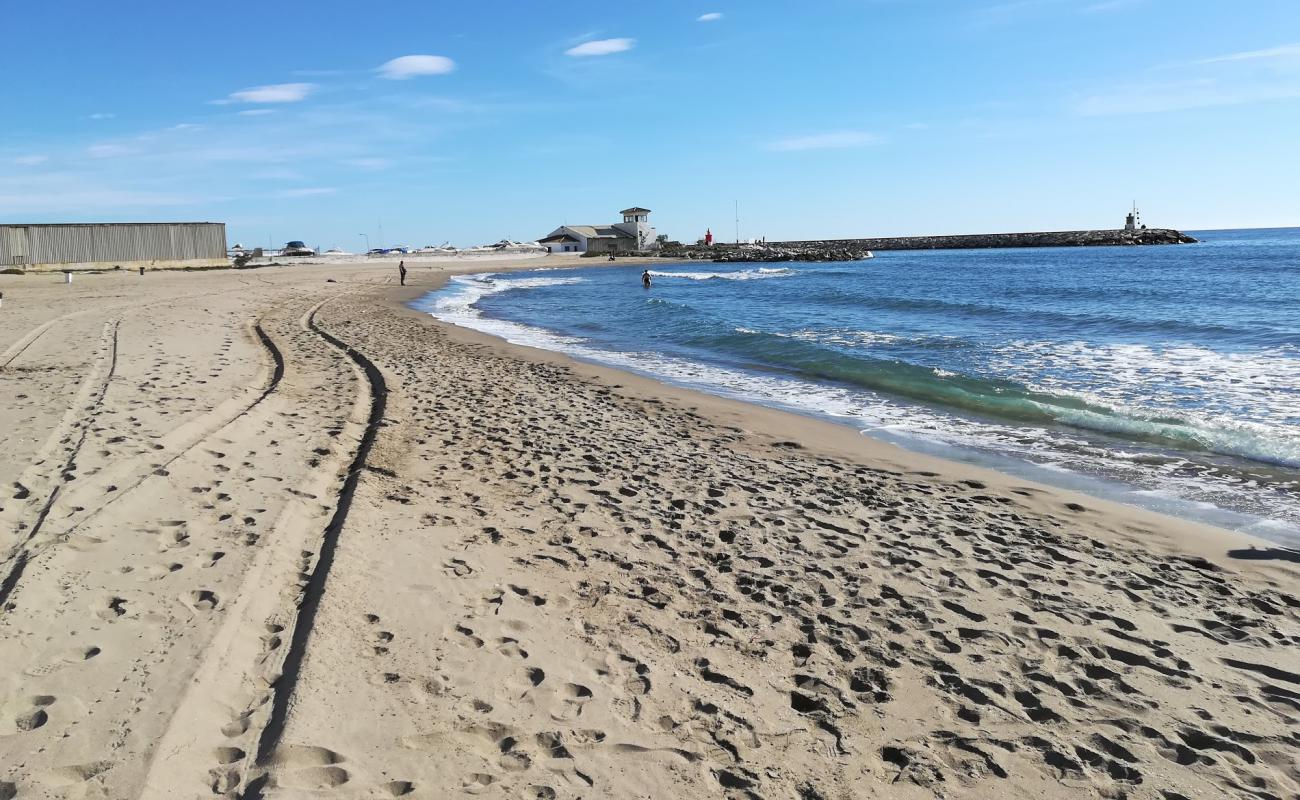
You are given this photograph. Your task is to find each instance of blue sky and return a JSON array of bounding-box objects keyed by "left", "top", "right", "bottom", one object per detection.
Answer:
[{"left": 3, "top": 0, "right": 1299, "bottom": 248}]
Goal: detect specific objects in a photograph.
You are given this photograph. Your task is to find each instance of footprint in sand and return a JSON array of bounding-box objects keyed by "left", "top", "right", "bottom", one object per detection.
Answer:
[
  {"left": 554, "top": 683, "right": 593, "bottom": 720},
  {"left": 94, "top": 595, "right": 129, "bottom": 620},
  {"left": 462, "top": 773, "right": 497, "bottom": 795},
  {"left": 443, "top": 558, "right": 474, "bottom": 577},
  {"left": 23, "top": 646, "right": 101, "bottom": 677},
  {"left": 187, "top": 589, "right": 220, "bottom": 611},
  {"left": 0, "top": 694, "right": 55, "bottom": 734},
  {"left": 278, "top": 766, "right": 349, "bottom": 790},
  {"left": 44, "top": 760, "right": 114, "bottom": 787},
  {"left": 491, "top": 637, "right": 529, "bottom": 659}
]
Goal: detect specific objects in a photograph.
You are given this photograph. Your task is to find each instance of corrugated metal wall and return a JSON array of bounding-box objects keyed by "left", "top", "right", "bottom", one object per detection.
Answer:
[{"left": 0, "top": 223, "right": 226, "bottom": 266}]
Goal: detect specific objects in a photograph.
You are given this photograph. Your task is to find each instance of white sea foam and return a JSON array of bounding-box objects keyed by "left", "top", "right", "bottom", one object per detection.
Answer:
[
  {"left": 648, "top": 267, "right": 795, "bottom": 281},
  {"left": 990, "top": 339, "right": 1300, "bottom": 468}
]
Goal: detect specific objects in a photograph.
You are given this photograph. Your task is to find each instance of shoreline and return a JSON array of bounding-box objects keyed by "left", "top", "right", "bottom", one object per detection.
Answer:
[{"left": 389, "top": 260, "right": 1291, "bottom": 554}]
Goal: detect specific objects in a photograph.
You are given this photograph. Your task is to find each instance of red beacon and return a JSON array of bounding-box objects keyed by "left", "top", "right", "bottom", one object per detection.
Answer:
[{"left": 704, "top": 228, "right": 714, "bottom": 246}]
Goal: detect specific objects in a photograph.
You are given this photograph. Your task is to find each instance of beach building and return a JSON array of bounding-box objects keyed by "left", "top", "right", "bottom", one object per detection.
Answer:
[
  {"left": 538, "top": 207, "right": 659, "bottom": 254},
  {"left": 0, "top": 222, "right": 228, "bottom": 271}
]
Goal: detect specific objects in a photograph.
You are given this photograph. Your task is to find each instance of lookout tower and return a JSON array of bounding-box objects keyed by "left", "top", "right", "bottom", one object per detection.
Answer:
[{"left": 614, "top": 207, "right": 657, "bottom": 250}]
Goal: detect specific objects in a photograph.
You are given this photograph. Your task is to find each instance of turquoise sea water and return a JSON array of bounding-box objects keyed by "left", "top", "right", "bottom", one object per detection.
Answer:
[{"left": 414, "top": 228, "right": 1300, "bottom": 545}]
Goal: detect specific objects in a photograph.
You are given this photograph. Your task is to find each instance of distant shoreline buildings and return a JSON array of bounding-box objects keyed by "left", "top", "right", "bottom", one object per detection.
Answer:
[{"left": 538, "top": 207, "right": 660, "bottom": 254}]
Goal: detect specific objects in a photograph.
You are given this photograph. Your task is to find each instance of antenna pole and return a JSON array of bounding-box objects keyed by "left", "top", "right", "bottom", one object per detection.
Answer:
[{"left": 734, "top": 200, "right": 740, "bottom": 244}]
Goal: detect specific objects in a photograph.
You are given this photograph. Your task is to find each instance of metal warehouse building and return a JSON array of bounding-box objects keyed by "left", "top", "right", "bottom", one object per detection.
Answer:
[{"left": 0, "top": 222, "right": 228, "bottom": 271}]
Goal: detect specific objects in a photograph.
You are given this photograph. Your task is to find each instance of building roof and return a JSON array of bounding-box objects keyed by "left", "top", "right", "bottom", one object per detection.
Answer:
[
  {"left": 566, "top": 225, "right": 633, "bottom": 239},
  {"left": 538, "top": 233, "right": 579, "bottom": 244},
  {"left": 0, "top": 222, "right": 223, "bottom": 227},
  {"left": 619, "top": 207, "right": 651, "bottom": 215}
]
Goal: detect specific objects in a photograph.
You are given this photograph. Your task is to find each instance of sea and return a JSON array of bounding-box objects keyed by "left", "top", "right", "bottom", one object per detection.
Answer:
[{"left": 413, "top": 227, "right": 1300, "bottom": 546}]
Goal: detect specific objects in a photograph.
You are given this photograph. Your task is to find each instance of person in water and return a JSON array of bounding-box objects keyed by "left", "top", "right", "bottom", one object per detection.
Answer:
[{"left": 641, "top": 270, "right": 652, "bottom": 288}]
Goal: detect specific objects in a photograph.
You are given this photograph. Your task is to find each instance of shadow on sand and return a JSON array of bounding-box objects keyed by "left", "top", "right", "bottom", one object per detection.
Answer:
[{"left": 1227, "top": 546, "right": 1300, "bottom": 564}]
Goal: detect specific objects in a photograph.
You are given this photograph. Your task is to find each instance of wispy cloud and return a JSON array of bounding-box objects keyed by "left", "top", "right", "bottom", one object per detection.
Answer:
[
  {"left": 238, "top": 109, "right": 277, "bottom": 117},
  {"left": 275, "top": 187, "right": 338, "bottom": 198},
  {"left": 0, "top": 171, "right": 213, "bottom": 214},
  {"left": 1081, "top": 0, "right": 1141, "bottom": 12},
  {"left": 378, "top": 55, "right": 456, "bottom": 79},
  {"left": 976, "top": 0, "right": 1143, "bottom": 24},
  {"left": 88, "top": 112, "right": 115, "bottom": 120},
  {"left": 168, "top": 123, "right": 203, "bottom": 132},
  {"left": 565, "top": 38, "right": 635, "bottom": 57},
  {"left": 766, "top": 130, "right": 883, "bottom": 151},
  {"left": 1192, "top": 42, "right": 1300, "bottom": 66},
  {"left": 215, "top": 83, "right": 316, "bottom": 105},
  {"left": 0, "top": 188, "right": 205, "bottom": 213},
  {"left": 13, "top": 155, "right": 49, "bottom": 166},
  {"left": 86, "top": 143, "right": 141, "bottom": 158},
  {"left": 697, "top": 12, "right": 723, "bottom": 22},
  {"left": 342, "top": 157, "right": 393, "bottom": 170},
  {"left": 1074, "top": 78, "right": 1300, "bottom": 115}
]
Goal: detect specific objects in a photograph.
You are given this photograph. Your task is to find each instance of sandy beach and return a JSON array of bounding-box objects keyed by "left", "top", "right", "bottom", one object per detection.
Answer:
[{"left": 0, "top": 256, "right": 1296, "bottom": 800}]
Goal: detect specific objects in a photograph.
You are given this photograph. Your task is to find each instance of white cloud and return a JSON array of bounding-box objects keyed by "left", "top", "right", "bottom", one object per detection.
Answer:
[
  {"left": 217, "top": 83, "right": 316, "bottom": 104},
  {"left": 168, "top": 123, "right": 203, "bottom": 132},
  {"left": 1193, "top": 42, "right": 1300, "bottom": 66},
  {"left": 89, "top": 112, "right": 115, "bottom": 120},
  {"left": 248, "top": 168, "right": 305, "bottom": 181},
  {"left": 1081, "top": 0, "right": 1141, "bottom": 12},
  {"left": 86, "top": 143, "right": 141, "bottom": 158},
  {"left": 378, "top": 54, "right": 456, "bottom": 79},
  {"left": 767, "top": 131, "right": 883, "bottom": 151},
  {"left": 275, "top": 187, "right": 337, "bottom": 198},
  {"left": 697, "top": 12, "right": 723, "bottom": 22},
  {"left": 565, "top": 38, "right": 635, "bottom": 57},
  {"left": 13, "top": 155, "right": 49, "bottom": 166},
  {"left": 0, "top": 187, "right": 203, "bottom": 213},
  {"left": 343, "top": 157, "right": 393, "bottom": 169},
  {"left": 238, "top": 109, "right": 277, "bottom": 117},
  {"left": 1074, "top": 78, "right": 1300, "bottom": 115}
]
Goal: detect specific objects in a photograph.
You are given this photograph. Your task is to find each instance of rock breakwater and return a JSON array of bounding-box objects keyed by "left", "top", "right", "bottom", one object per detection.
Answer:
[{"left": 660, "top": 227, "right": 1197, "bottom": 261}]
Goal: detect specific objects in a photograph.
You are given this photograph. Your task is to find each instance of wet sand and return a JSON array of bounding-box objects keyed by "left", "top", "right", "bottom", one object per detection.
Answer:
[{"left": 0, "top": 257, "right": 1296, "bottom": 799}]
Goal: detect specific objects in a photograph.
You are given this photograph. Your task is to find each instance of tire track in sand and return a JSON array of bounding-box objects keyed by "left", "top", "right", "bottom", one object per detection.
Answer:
[
  {"left": 0, "top": 318, "right": 119, "bottom": 609},
  {"left": 238, "top": 299, "right": 388, "bottom": 798},
  {"left": 0, "top": 310, "right": 92, "bottom": 370},
  {"left": 135, "top": 296, "right": 383, "bottom": 798},
  {"left": 0, "top": 316, "right": 287, "bottom": 617},
  {"left": 48, "top": 317, "right": 287, "bottom": 541}
]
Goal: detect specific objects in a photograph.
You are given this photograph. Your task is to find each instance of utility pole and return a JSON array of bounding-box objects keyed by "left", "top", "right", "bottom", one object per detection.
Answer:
[{"left": 734, "top": 200, "right": 740, "bottom": 244}]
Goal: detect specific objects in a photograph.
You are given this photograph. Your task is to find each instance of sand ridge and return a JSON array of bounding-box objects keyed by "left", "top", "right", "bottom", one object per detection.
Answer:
[{"left": 0, "top": 259, "right": 1296, "bottom": 799}]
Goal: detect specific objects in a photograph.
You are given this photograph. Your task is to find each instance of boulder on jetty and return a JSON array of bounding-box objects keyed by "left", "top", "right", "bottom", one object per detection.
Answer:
[{"left": 660, "top": 227, "right": 1197, "bottom": 262}]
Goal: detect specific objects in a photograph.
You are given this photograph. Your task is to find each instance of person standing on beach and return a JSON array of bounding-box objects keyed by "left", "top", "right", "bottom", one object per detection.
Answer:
[
  {"left": 398, "top": 260, "right": 407, "bottom": 286},
  {"left": 642, "top": 269, "right": 652, "bottom": 289}
]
